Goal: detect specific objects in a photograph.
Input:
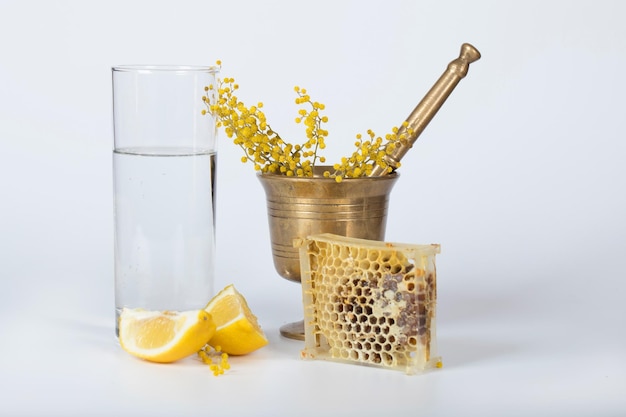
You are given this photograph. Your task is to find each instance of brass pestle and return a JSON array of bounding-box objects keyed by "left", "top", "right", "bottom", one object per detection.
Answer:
[{"left": 368, "top": 43, "right": 481, "bottom": 177}]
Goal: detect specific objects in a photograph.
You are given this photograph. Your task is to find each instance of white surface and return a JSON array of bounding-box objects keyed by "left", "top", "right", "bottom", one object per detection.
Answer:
[{"left": 1, "top": 1, "right": 625, "bottom": 416}]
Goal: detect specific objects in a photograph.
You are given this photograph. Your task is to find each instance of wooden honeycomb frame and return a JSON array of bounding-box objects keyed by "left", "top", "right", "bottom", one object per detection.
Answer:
[{"left": 297, "top": 233, "right": 441, "bottom": 374}]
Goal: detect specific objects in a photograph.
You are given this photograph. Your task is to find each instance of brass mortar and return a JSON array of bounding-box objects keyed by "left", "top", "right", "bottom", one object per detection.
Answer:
[{"left": 257, "top": 43, "right": 480, "bottom": 339}]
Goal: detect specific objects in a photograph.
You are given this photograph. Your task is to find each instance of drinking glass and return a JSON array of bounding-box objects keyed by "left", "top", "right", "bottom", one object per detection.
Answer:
[{"left": 112, "top": 65, "right": 219, "bottom": 334}]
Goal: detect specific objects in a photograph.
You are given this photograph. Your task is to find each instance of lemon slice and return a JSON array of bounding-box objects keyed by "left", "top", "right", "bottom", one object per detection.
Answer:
[
  {"left": 204, "top": 285, "right": 269, "bottom": 355},
  {"left": 119, "top": 308, "right": 216, "bottom": 363}
]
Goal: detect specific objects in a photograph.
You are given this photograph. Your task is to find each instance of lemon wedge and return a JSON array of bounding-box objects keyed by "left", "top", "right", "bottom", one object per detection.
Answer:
[
  {"left": 119, "top": 308, "right": 216, "bottom": 363},
  {"left": 204, "top": 285, "right": 269, "bottom": 355}
]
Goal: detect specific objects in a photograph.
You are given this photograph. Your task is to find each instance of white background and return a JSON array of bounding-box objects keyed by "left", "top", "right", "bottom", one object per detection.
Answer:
[{"left": 1, "top": 1, "right": 625, "bottom": 416}]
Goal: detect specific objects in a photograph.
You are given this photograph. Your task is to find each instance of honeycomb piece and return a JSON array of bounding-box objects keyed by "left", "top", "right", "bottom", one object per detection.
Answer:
[{"left": 297, "top": 233, "right": 441, "bottom": 375}]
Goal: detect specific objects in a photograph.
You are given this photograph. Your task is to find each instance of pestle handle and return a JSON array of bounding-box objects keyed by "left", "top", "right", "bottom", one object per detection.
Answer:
[{"left": 368, "top": 43, "right": 481, "bottom": 177}]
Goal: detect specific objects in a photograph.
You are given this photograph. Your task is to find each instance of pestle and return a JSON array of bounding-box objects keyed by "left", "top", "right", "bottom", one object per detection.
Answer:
[{"left": 368, "top": 43, "right": 481, "bottom": 177}]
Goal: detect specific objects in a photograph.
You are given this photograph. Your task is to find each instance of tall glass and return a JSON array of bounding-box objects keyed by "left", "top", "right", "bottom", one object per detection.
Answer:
[{"left": 112, "top": 65, "right": 219, "bottom": 333}]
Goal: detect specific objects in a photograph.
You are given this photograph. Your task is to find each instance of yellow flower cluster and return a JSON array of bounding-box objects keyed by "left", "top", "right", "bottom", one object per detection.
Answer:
[
  {"left": 326, "top": 123, "right": 411, "bottom": 182},
  {"left": 203, "top": 62, "right": 412, "bottom": 182},
  {"left": 203, "top": 77, "right": 327, "bottom": 177},
  {"left": 293, "top": 86, "right": 329, "bottom": 171},
  {"left": 197, "top": 344, "right": 230, "bottom": 376}
]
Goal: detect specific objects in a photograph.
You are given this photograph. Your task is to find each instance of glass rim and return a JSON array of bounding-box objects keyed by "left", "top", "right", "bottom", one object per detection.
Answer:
[{"left": 112, "top": 65, "right": 219, "bottom": 74}]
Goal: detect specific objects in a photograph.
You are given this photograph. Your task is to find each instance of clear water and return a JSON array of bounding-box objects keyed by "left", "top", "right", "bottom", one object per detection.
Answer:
[{"left": 113, "top": 148, "right": 216, "bottom": 332}]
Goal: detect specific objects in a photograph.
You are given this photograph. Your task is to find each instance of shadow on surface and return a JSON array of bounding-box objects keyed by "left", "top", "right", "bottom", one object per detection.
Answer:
[{"left": 437, "top": 335, "right": 519, "bottom": 368}]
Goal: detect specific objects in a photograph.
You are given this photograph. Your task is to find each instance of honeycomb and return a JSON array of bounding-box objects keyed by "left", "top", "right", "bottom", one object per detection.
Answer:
[{"left": 297, "top": 233, "right": 441, "bottom": 374}]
